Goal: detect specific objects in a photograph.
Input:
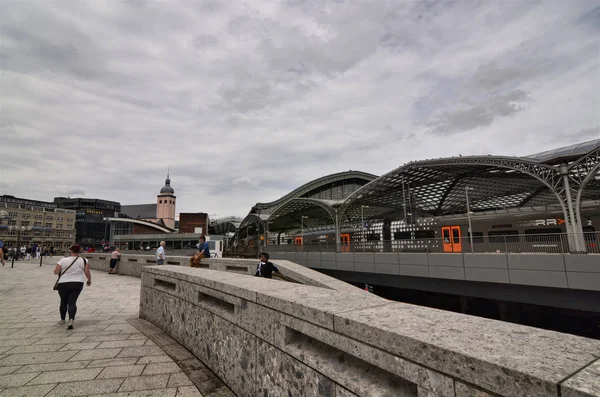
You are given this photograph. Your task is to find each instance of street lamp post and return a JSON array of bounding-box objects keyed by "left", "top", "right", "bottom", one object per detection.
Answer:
[
  {"left": 465, "top": 187, "right": 474, "bottom": 253},
  {"left": 361, "top": 205, "right": 369, "bottom": 252},
  {"left": 9, "top": 226, "right": 32, "bottom": 268},
  {"left": 300, "top": 216, "right": 308, "bottom": 246}
]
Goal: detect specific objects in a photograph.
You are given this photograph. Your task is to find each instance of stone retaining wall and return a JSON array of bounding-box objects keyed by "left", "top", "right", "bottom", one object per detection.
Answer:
[
  {"left": 83, "top": 254, "right": 363, "bottom": 294},
  {"left": 139, "top": 265, "right": 600, "bottom": 397}
]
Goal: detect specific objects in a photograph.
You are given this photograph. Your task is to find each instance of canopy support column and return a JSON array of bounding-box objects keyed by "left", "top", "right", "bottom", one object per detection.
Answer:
[
  {"left": 560, "top": 166, "right": 586, "bottom": 253},
  {"left": 335, "top": 210, "right": 341, "bottom": 253}
]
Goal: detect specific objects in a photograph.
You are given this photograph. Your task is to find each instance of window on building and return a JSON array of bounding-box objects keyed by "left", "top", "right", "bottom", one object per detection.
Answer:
[
  {"left": 524, "top": 228, "right": 563, "bottom": 242},
  {"left": 414, "top": 230, "right": 435, "bottom": 239},
  {"left": 57, "top": 216, "right": 63, "bottom": 221},
  {"left": 394, "top": 231, "right": 412, "bottom": 240},
  {"left": 488, "top": 230, "right": 520, "bottom": 243},
  {"left": 46, "top": 216, "right": 54, "bottom": 221},
  {"left": 21, "top": 221, "right": 30, "bottom": 226},
  {"left": 56, "top": 224, "right": 63, "bottom": 229},
  {"left": 34, "top": 222, "right": 42, "bottom": 227},
  {"left": 8, "top": 220, "right": 16, "bottom": 226},
  {"left": 467, "top": 232, "right": 484, "bottom": 243},
  {"left": 366, "top": 233, "right": 380, "bottom": 241}
]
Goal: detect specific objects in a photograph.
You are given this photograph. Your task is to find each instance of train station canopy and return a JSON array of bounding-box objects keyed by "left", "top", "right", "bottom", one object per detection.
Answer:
[
  {"left": 240, "top": 139, "right": 600, "bottom": 233},
  {"left": 239, "top": 171, "right": 377, "bottom": 233},
  {"left": 209, "top": 217, "right": 243, "bottom": 235},
  {"left": 339, "top": 139, "right": 600, "bottom": 224}
]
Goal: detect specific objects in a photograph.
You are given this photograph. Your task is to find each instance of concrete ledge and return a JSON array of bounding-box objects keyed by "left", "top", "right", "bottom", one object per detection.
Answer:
[
  {"left": 507, "top": 254, "right": 566, "bottom": 271},
  {"left": 567, "top": 272, "right": 600, "bottom": 291},
  {"left": 140, "top": 266, "right": 600, "bottom": 397},
  {"left": 509, "top": 269, "right": 569, "bottom": 288},
  {"left": 428, "top": 253, "right": 463, "bottom": 267},
  {"left": 465, "top": 268, "right": 511, "bottom": 284},
  {"left": 464, "top": 254, "right": 508, "bottom": 269},
  {"left": 85, "top": 254, "right": 363, "bottom": 295},
  {"left": 399, "top": 253, "right": 428, "bottom": 266},
  {"left": 565, "top": 255, "right": 600, "bottom": 273}
]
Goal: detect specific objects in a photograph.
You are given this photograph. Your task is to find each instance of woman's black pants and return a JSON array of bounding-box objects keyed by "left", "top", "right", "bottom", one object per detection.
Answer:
[{"left": 57, "top": 282, "right": 84, "bottom": 320}]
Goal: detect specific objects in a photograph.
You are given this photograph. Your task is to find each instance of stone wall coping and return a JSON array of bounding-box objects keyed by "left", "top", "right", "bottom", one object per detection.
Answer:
[
  {"left": 142, "top": 265, "right": 600, "bottom": 397},
  {"left": 85, "top": 253, "right": 365, "bottom": 294}
]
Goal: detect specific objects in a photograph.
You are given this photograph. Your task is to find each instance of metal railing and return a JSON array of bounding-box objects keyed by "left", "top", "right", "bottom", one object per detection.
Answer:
[{"left": 245, "top": 232, "right": 600, "bottom": 255}]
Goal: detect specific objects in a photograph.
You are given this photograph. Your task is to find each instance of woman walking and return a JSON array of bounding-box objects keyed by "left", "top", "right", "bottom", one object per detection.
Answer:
[{"left": 54, "top": 244, "right": 91, "bottom": 329}]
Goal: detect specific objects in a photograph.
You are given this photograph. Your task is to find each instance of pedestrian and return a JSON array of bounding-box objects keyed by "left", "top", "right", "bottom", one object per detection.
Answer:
[
  {"left": 0, "top": 240, "right": 5, "bottom": 267},
  {"left": 156, "top": 241, "right": 165, "bottom": 265},
  {"left": 109, "top": 248, "right": 121, "bottom": 274},
  {"left": 53, "top": 244, "right": 91, "bottom": 330},
  {"left": 190, "top": 235, "right": 210, "bottom": 267},
  {"left": 26, "top": 245, "right": 32, "bottom": 261},
  {"left": 36, "top": 245, "right": 41, "bottom": 260},
  {"left": 254, "top": 252, "right": 279, "bottom": 279}
]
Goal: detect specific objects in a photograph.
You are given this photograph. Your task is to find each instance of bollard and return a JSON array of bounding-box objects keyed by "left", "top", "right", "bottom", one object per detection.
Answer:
[{"left": 40, "top": 254, "right": 43, "bottom": 267}]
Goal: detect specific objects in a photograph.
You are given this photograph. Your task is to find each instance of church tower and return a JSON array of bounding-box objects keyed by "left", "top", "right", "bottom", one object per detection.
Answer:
[{"left": 156, "top": 171, "right": 176, "bottom": 229}]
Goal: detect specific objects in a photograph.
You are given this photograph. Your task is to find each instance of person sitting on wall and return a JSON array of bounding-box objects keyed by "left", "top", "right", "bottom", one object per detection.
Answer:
[
  {"left": 108, "top": 248, "right": 121, "bottom": 274},
  {"left": 190, "top": 235, "right": 210, "bottom": 268},
  {"left": 254, "top": 252, "right": 279, "bottom": 279}
]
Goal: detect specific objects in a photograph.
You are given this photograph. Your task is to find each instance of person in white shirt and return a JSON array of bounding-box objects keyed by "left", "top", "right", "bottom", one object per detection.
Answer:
[
  {"left": 53, "top": 244, "right": 91, "bottom": 329},
  {"left": 156, "top": 241, "right": 165, "bottom": 265}
]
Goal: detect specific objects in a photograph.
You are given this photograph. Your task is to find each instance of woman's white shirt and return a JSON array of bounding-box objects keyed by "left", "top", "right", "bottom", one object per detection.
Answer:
[{"left": 57, "top": 257, "right": 86, "bottom": 283}]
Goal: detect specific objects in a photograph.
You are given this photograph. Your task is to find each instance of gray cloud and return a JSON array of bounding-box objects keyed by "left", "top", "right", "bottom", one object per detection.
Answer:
[{"left": 1, "top": 0, "right": 598, "bottom": 217}]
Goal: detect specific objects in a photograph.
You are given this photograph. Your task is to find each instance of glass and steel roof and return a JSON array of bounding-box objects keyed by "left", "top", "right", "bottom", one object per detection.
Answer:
[
  {"left": 239, "top": 139, "right": 600, "bottom": 234},
  {"left": 525, "top": 139, "right": 600, "bottom": 163}
]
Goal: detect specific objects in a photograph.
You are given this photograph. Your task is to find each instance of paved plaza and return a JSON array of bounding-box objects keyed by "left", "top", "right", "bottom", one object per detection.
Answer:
[{"left": 0, "top": 259, "right": 203, "bottom": 397}]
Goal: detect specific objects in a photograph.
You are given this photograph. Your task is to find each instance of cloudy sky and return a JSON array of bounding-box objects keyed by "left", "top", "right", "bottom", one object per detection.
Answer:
[{"left": 1, "top": 0, "right": 598, "bottom": 219}]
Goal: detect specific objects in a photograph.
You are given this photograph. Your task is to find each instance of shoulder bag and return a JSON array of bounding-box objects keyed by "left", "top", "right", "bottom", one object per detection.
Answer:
[{"left": 53, "top": 256, "right": 80, "bottom": 290}]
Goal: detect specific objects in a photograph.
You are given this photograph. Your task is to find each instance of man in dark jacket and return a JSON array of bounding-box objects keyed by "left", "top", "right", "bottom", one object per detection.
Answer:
[{"left": 255, "top": 252, "right": 279, "bottom": 279}]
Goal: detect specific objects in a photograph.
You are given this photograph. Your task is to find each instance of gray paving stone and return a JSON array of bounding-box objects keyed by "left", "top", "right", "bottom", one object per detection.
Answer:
[
  {"left": 0, "top": 340, "right": 36, "bottom": 348},
  {"left": 81, "top": 334, "right": 133, "bottom": 343},
  {"left": 0, "top": 261, "right": 187, "bottom": 397},
  {"left": 68, "top": 348, "right": 122, "bottom": 361},
  {"left": 27, "top": 368, "right": 103, "bottom": 385},
  {"left": 142, "top": 362, "right": 182, "bottom": 376},
  {"left": 176, "top": 386, "right": 203, "bottom": 397},
  {"left": 3, "top": 344, "right": 64, "bottom": 355},
  {"left": 0, "top": 383, "right": 57, "bottom": 397},
  {"left": 0, "top": 351, "right": 77, "bottom": 366},
  {"left": 89, "top": 389, "right": 178, "bottom": 397},
  {"left": 58, "top": 342, "right": 101, "bottom": 351},
  {"left": 0, "top": 368, "right": 20, "bottom": 376},
  {"left": 167, "top": 373, "right": 194, "bottom": 388},
  {"left": 45, "top": 378, "right": 125, "bottom": 396},
  {"left": 0, "top": 372, "right": 41, "bottom": 388},
  {"left": 96, "top": 339, "right": 147, "bottom": 349},
  {"left": 86, "top": 357, "right": 139, "bottom": 368},
  {"left": 13, "top": 361, "right": 90, "bottom": 374},
  {"left": 136, "top": 355, "right": 174, "bottom": 364},
  {"left": 34, "top": 337, "right": 87, "bottom": 345},
  {"left": 127, "top": 334, "right": 148, "bottom": 340},
  {"left": 117, "top": 346, "right": 164, "bottom": 358},
  {"left": 118, "top": 374, "right": 169, "bottom": 392},
  {"left": 96, "top": 365, "right": 146, "bottom": 379}
]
